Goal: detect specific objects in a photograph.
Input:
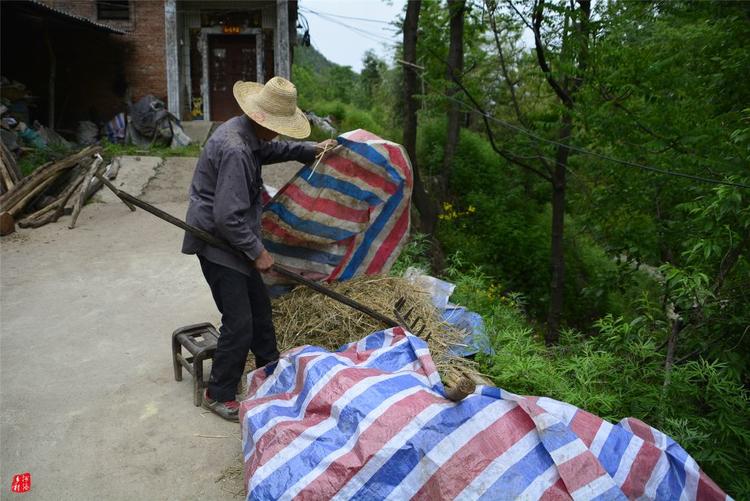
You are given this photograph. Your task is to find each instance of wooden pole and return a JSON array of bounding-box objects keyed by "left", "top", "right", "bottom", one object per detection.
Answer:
[
  {"left": 95, "top": 173, "right": 400, "bottom": 328},
  {"left": 69, "top": 155, "right": 104, "bottom": 229}
]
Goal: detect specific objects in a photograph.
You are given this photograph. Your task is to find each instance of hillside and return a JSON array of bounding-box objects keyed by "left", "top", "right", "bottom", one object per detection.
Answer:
[{"left": 294, "top": 45, "right": 341, "bottom": 74}]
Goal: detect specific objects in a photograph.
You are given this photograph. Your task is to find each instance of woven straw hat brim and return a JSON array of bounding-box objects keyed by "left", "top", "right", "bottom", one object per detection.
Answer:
[{"left": 233, "top": 81, "right": 311, "bottom": 139}]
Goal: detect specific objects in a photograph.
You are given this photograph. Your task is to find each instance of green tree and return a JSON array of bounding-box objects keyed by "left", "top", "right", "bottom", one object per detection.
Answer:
[{"left": 359, "top": 50, "right": 385, "bottom": 108}]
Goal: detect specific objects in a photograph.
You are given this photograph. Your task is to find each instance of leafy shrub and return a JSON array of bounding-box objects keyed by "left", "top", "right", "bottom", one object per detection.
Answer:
[
  {"left": 446, "top": 264, "right": 749, "bottom": 496},
  {"left": 306, "top": 99, "right": 390, "bottom": 139},
  {"left": 390, "top": 233, "right": 431, "bottom": 276},
  {"left": 391, "top": 235, "right": 748, "bottom": 495}
]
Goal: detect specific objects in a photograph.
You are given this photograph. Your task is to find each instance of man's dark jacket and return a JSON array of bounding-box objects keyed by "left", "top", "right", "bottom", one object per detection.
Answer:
[{"left": 182, "top": 115, "right": 316, "bottom": 276}]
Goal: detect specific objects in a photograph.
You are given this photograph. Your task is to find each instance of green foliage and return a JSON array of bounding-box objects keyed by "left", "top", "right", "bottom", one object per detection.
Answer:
[
  {"left": 420, "top": 118, "right": 637, "bottom": 325},
  {"left": 15, "top": 142, "right": 201, "bottom": 176},
  {"left": 16, "top": 144, "right": 70, "bottom": 176},
  {"left": 446, "top": 263, "right": 749, "bottom": 495},
  {"left": 293, "top": 46, "right": 396, "bottom": 140},
  {"left": 304, "top": 99, "right": 389, "bottom": 139},
  {"left": 294, "top": 46, "right": 360, "bottom": 107},
  {"left": 360, "top": 50, "right": 387, "bottom": 109},
  {"left": 292, "top": 4, "right": 750, "bottom": 493},
  {"left": 390, "top": 233, "right": 431, "bottom": 277},
  {"left": 100, "top": 142, "right": 201, "bottom": 159},
  {"left": 575, "top": 1, "right": 750, "bottom": 267}
]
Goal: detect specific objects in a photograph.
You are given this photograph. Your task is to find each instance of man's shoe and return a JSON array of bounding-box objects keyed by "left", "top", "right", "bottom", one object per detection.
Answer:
[{"left": 202, "top": 389, "right": 240, "bottom": 422}]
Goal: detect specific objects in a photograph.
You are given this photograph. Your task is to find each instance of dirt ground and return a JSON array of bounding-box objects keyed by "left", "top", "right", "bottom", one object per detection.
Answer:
[{"left": 0, "top": 156, "right": 300, "bottom": 500}]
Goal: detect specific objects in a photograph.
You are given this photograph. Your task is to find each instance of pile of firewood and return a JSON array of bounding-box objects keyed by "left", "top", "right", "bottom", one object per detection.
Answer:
[
  {"left": 0, "top": 144, "right": 120, "bottom": 235},
  {"left": 0, "top": 142, "right": 23, "bottom": 190}
]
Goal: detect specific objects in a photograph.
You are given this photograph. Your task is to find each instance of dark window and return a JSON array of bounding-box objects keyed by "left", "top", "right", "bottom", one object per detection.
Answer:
[{"left": 97, "top": 0, "right": 130, "bottom": 20}]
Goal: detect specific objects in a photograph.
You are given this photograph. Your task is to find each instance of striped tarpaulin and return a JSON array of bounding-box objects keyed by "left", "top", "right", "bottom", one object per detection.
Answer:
[
  {"left": 240, "top": 328, "right": 731, "bottom": 500},
  {"left": 261, "top": 129, "right": 413, "bottom": 285}
]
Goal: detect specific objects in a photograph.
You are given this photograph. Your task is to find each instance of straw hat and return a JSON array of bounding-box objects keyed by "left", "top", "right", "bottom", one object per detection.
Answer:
[{"left": 233, "top": 77, "right": 311, "bottom": 139}]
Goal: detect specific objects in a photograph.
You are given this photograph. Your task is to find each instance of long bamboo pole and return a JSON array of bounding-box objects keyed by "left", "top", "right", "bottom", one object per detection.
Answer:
[{"left": 95, "top": 173, "right": 399, "bottom": 328}]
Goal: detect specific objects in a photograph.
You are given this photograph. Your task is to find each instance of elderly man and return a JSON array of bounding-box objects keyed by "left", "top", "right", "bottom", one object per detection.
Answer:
[{"left": 182, "top": 77, "right": 335, "bottom": 421}]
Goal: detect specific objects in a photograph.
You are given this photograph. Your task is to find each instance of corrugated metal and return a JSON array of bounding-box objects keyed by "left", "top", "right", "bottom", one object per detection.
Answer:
[{"left": 18, "top": 0, "right": 126, "bottom": 34}]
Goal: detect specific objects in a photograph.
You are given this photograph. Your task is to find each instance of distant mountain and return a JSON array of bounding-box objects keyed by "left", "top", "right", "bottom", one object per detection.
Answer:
[{"left": 294, "top": 45, "right": 350, "bottom": 74}]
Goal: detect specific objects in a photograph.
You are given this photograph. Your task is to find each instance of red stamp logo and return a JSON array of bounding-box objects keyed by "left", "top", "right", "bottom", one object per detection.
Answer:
[{"left": 10, "top": 472, "right": 31, "bottom": 493}]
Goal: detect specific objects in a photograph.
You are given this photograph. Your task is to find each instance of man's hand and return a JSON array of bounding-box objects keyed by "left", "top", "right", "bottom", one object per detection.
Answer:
[
  {"left": 255, "top": 249, "right": 274, "bottom": 272},
  {"left": 315, "top": 139, "right": 338, "bottom": 154}
]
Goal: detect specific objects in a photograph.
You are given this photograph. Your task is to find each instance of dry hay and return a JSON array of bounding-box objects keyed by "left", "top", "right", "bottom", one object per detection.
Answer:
[{"left": 261, "top": 275, "right": 485, "bottom": 387}]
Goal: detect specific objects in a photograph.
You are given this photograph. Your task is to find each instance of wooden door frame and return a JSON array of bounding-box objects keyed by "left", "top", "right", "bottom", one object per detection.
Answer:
[{"left": 199, "top": 27, "right": 264, "bottom": 121}]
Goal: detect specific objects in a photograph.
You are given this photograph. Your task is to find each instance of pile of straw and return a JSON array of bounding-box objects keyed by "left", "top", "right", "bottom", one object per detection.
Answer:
[{"left": 262, "top": 275, "right": 484, "bottom": 387}]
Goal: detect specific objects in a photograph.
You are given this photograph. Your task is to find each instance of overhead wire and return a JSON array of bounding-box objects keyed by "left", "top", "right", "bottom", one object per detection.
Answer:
[
  {"left": 301, "top": 7, "right": 400, "bottom": 45},
  {"left": 298, "top": 7, "right": 394, "bottom": 25}
]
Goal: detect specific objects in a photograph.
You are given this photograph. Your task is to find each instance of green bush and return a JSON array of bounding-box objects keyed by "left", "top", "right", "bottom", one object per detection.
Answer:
[
  {"left": 392, "top": 232, "right": 747, "bottom": 495},
  {"left": 446, "top": 264, "right": 749, "bottom": 496},
  {"left": 390, "top": 233, "right": 431, "bottom": 276},
  {"left": 304, "top": 99, "right": 391, "bottom": 140}
]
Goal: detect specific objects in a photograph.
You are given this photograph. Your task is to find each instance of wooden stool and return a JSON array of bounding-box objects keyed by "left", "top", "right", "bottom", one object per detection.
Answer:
[{"left": 171, "top": 322, "right": 220, "bottom": 406}]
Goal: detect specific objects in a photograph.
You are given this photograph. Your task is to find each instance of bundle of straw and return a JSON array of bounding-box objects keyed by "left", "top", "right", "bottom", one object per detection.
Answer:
[{"left": 251, "top": 275, "right": 486, "bottom": 387}]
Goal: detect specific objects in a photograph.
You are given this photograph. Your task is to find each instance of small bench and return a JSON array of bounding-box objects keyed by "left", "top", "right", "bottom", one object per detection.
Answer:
[{"left": 171, "top": 322, "right": 220, "bottom": 406}]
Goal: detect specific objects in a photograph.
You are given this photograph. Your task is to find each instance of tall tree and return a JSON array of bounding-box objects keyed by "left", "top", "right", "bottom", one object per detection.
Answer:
[
  {"left": 532, "top": 0, "right": 592, "bottom": 343},
  {"left": 403, "top": 0, "right": 438, "bottom": 235},
  {"left": 360, "top": 50, "right": 385, "bottom": 107},
  {"left": 441, "top": 0, "right": 466, "bottom": 197},
  {"left": 449, "top": 0, "right": 591, "bottom": 343}
]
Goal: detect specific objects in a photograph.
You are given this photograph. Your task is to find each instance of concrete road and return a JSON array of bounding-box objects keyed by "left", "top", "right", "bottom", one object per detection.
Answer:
[{"left": 1, "top": 156, "right": 300, "bottom": 500}]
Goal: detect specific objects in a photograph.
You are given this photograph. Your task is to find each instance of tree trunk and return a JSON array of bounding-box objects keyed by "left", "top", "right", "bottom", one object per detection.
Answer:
[
  {"left": 402, "top": 0, "right": 436, "bottom": 235},
  {"left": 546, "top": 114, "right": 572, "bottom": 345},
  {"left": 662, "top": 316, "right": 683, "bottom": 394},
  {"left": 441, "top": 0, "right": 465, "bottom": 198},
  {"left": 713, "top": 228, "right": 750, "bottom": 295}
]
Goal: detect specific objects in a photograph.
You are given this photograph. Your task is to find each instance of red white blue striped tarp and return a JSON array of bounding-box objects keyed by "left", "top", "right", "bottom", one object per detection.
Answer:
[
  {"left": 261, "top": 129, "right": 413, "bottom": 285},
  {"left": 240, "top": 328, "right": 730, "bottom": 500}
]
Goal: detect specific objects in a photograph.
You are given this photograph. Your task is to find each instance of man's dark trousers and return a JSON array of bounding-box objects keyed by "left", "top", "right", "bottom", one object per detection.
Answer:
[{"left": 199, "top": 257, "right": 279, "bottom": 402}]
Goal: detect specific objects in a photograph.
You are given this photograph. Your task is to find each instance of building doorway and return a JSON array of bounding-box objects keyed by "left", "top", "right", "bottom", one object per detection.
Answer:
[{"left": 208, "top": 34, "right": 257, "bottom": 121}]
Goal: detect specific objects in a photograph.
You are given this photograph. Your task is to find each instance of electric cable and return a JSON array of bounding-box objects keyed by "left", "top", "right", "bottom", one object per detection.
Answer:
[{"left": 299, "top": 7, "right": 394, "bottom": 25}]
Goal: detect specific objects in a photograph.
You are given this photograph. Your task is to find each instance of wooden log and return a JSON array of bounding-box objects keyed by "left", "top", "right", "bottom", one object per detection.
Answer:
[
  {"left": 0, "top": 141, "right": 21, "bottom": 185},
  {"left": 0, "top": 145, "right": 100, "bottom": 212},
  {"left": 17, "top": 165, "right": 89, "bottom": 228},
  {"left": 0, "top": 159, "right": 15, "bottom": 192},
  {"left": 444, "top": 377, "right": 476, "bottom": 402},
  {"left": 68, "top": 155, "right": 103, "bottom": 229},
  {"left": 108, "top": 157, "right": 121, "bottom": 180},
  {"left": 7, "top": 173, "right": 62, "bottom": 216},
  {"left": 0, "top": 211, "right": 15, "bottom": 236},
  {"left": 16, "top": 202, "right": 59, "bottom": 228},
  {"left": 83, "top": 157, "right": 121, "bottom": 200},
  {"left": 465, "top": 372, "right": 493, "bottom": 387}
]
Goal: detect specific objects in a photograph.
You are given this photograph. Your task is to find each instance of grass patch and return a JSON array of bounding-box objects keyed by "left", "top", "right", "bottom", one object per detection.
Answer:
[
  {"left": 14, "top": 142, "right": 202, "bottom": 177},
  {"left": 101, "top": 142, "right": 201, "bottom": 159},
  {"left": 16, "top": 145, "right": 71, "bottom": 176}
]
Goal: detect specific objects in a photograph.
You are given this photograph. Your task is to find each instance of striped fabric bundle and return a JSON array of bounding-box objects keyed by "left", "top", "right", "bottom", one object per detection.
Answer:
[
  {"left": 105, "top": 112, "right": 127, "bottom": 143},
  {"left": 261, "top": 129, "right": 413, "bottom": 285},
  {"left": 240, "top": 328, "right": 730, "bottom": 500}
]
